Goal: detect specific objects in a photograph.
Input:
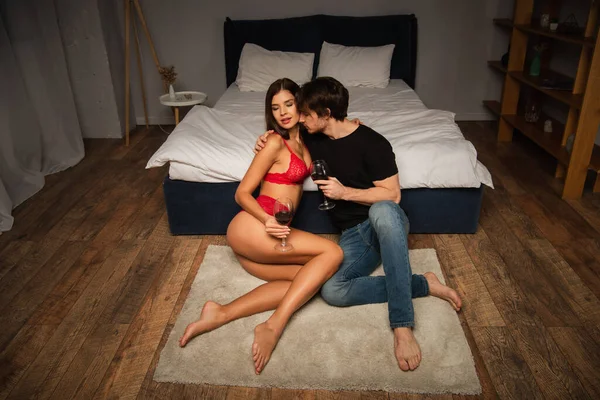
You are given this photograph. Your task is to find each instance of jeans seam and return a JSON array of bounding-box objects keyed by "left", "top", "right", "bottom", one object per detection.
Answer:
[
  {"left": 357, "top": 222, "right": 374, "bottom": 249},
  {"left": 340, "top": 245, "right": 373, "bottom": 282}
]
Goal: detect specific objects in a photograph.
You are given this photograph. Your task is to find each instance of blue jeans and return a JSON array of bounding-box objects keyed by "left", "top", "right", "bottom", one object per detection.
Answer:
[{"left": 320, "top": 201, "right": 429, "bottom": 328}]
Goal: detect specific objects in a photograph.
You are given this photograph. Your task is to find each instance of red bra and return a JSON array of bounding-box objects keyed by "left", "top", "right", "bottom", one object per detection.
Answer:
[{"left": 263, "top": 136, "right": 310, "bottom": 185}]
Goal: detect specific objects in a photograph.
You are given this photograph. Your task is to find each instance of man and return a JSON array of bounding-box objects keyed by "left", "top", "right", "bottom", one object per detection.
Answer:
[{"left": 255, "top": 77, "right": 461, "bottom": 371}]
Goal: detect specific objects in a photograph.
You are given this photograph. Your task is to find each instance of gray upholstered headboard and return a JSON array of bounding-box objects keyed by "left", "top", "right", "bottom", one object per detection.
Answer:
[{"left": 224, "top": 14, "right": 418, "bottom": 88}]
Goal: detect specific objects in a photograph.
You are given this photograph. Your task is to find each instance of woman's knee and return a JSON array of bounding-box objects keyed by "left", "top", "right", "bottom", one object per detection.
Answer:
[
  {"left": 321, "top": 242, "right": 344, "bottom": 277},
  {"left": 331, "top": 244, "right": 344, "bottom": 267}
]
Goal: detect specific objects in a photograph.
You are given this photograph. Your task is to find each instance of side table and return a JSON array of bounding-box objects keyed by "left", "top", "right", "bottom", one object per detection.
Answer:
[{"left": 159, "top": 91, "right": 207, "bottom": 125}]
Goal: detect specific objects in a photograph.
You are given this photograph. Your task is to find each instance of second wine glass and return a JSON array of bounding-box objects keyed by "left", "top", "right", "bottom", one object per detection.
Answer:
[
  {"left": 273, "top": 197, "right": 294, "bottom": 252},
  {"left": 310, "top": 160, "right": 335, "bottom": 210}
]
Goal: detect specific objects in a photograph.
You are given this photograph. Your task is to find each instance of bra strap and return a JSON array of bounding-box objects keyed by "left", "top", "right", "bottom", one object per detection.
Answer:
[{"left": 280, "top": 135, "right": 294, "bottom": 153}]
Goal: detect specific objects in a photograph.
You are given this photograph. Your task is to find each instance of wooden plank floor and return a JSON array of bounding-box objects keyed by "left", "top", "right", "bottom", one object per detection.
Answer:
[{"left": 0, "top": 122, "right": 599, "bottom": 399}]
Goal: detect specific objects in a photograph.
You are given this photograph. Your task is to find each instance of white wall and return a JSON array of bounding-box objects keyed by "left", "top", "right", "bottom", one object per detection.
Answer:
[{"left": 113, "top": 0, "right": 513, "bottom": 126}]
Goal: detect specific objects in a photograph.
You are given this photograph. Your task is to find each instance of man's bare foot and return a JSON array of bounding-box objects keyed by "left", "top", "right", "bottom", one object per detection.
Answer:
[
  {"left": 424, "top": 272, "right": 462, "bottom": 311},
  {"left": 394, "top": 327, "right": 421, "bottom": 371},
  {"left": 179, "top": 301, "right": 227, "bottom": 347},
  {"left": 252, "top": 321, "right": 282, "bottom": 375}
]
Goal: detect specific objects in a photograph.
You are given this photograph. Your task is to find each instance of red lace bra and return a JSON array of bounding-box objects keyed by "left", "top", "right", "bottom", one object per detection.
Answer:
[{"left": 263, "top": 136, "right": 310, "bottom": 185}]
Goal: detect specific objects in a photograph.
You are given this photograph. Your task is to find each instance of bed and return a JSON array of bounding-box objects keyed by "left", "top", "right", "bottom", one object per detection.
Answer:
[{"left": 147, "top": 14, "right": 493, "bottom": 235}]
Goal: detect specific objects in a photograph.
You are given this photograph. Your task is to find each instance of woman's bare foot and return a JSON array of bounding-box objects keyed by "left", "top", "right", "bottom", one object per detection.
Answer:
[
  {"left": 394, "top": 327, "right": 421, "bottom": 371},
  {"left": 252, "top": 321, "right": 282, "bottom": 374},
  {"left": 179, "top": 301, "right": 227, "bottom": 347},
  {"left": 424, "top": 272, "right": 462, "bottom": 311}
]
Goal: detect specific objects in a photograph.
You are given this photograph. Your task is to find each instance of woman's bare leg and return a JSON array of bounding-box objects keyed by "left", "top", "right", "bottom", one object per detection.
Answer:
[
  {"left": 179, "top": 280, "right": 292, "bottom": 347},
  {"left": 251, "top": 240, "right": 342, "bottom": 373},
  {"left": 179, "top": 250, "right": 303, "bottom": 347},
  {"left": 235, "top": 254, "right": 301, "bottom": 282},
  {"left": 226, "top": 213, "right": 344, "bottom": 374}
]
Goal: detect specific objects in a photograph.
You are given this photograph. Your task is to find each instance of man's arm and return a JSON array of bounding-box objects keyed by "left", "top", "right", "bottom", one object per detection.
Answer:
[{"left": 314, "top": 174, "right": 401, "bottom": 206}]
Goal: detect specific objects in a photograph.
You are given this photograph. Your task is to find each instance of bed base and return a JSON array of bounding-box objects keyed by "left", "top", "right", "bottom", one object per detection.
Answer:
[{"left": 162, "top": 177, "right": 483, "bottom": 235}]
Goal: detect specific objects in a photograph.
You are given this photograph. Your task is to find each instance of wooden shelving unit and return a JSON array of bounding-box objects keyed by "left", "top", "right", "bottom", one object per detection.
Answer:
[
  {"left": 508, "top": 71, "right": 584, "bottom": 108},
  {"left": 591, "top": 146, "right": 600, "bottom": 191},
  {"left": 502, "top": 114, "right": 571, "bottom": 165},
  {"left": 486, "top": 0, "right": 600, "bottom": 198},
  {"left": 483, "top": 100, "right": 501, "bottom": 116},
  {"left": 494, "top": 18, "right": 596, "bottom": 47}
]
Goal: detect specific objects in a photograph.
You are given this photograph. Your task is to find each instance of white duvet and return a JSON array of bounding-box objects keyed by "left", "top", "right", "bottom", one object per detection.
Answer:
[{"left": 147, "top": 81, "right": 493, "bottom": 190}]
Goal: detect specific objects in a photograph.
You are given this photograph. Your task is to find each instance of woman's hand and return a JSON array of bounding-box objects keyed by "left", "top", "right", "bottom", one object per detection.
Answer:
[
  {"left": 349, "top": 118, "right": 362, "bottom": 126},
  {"left": 254, "top": 130, "right": 275, "bottom": 154},
  {"left": 264, "top": 216, "right": 290, "bottom": 239}
]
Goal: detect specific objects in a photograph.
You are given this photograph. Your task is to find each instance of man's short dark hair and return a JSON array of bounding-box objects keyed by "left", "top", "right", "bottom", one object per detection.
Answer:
[{"left": 297, "top": 77, "right": 349, "bottom": 121}]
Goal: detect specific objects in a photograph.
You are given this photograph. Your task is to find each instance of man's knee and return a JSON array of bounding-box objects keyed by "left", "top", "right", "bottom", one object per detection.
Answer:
[
  {"left": 368, "top": 201, "right": 409, "bottom": 235},
  {"left": 320, "top": 279, "right": 352, "bottom": 307}
]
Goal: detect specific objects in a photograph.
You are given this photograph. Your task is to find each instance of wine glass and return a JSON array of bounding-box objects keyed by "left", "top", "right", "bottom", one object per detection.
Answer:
[
  {"left": 273, "top": 197, "right": 294, "bottom": 252},
  {"left": 310, "top": 160, "right": 335, "bottom": 210}
]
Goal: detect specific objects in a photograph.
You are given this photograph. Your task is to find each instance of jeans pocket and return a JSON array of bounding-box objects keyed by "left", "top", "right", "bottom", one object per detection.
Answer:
[{"left": 357, "top": 221, "right": 374, "bottom": 248}]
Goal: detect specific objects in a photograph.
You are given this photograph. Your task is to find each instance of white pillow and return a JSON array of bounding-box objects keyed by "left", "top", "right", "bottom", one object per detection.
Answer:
[
  {"left": 317, "top": 42, "right": 395, "bottom": 88},
  {"left": 235, "top": 43, "right": 315, "bottom": 92}
]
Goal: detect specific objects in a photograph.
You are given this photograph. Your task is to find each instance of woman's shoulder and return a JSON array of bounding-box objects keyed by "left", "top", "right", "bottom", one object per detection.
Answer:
[
  {"left": 265, "top": 132, "right": 285, "bottom": 149},
  {"left": 254, "top": 132, "right": 284, "bottom": 161}
]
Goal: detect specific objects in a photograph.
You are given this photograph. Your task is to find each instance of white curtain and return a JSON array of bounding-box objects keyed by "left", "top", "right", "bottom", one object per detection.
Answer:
[{"left": 0, "top": 1, "right": 84, "bottom": 233}]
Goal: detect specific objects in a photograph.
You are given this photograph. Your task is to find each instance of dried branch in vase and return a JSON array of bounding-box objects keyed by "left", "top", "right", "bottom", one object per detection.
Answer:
[{"left": 159, "top": 65, "right": 178, "bottom": 86}]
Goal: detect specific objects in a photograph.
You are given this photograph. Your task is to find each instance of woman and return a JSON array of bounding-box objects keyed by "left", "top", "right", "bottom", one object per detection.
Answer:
[{"left": 179, "top": 78, "right": 344, "bottom": 375}]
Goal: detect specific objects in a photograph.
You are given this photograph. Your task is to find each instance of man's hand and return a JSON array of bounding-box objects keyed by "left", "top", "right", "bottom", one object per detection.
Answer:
[
  {"left": 254, "top": 130, "right": 275, "bottom": 154},
  {"left": 314, "top": 177, "right": 347, "bottom": 200}
]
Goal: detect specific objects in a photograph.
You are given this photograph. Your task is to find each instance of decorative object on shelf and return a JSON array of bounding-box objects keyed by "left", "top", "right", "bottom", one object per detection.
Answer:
[
  {"left": 558, "top": 14, "right": 583, "bottom": 35},
  {"left": 540, "top": 13, "right": 550, "bottom": 29},
  {"left": 529, "top": 43, "right": 548, "bottom": 77},
  {"left": 159, "top": 65, "right": 178, "bottom": 100},
  {"left": 544, "top": 119, "right": 553, "bottom": 133},
  {"left": 549, "top": 18, "right": 559, "bottom": 32},
  {"left": 524, "top": 99, "right": 541, "bottom": 123},
  {"left": 540, "top": 75, "right": 575, "bottom": 90}
]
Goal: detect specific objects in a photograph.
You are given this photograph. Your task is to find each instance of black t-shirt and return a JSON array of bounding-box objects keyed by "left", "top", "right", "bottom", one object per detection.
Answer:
[{"left": 302, "top": 124, "right": 399, "bottom": 230}]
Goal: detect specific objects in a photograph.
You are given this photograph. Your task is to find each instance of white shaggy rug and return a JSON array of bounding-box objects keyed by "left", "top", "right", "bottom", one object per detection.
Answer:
[{"left": 153, "top": 245, "right": 481, "bottom": 394}]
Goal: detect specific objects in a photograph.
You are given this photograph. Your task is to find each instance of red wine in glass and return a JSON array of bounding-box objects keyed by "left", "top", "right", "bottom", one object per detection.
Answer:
[
  {"left": 273, "top": 197, "right": 294, "bottom": 252},
  {"left": 275, "top": 210, "right": 293, "bottom": 225},
  {"left": 310, "top": 160, "right": 335, "bottom": 210}
]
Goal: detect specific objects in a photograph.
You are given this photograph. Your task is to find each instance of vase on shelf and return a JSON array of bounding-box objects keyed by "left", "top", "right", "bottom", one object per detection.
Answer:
[
  {"left": 169, "top": 84, "right": 176, "bottom": 100},
  {"left": 524, "top": 100, "right": 541, "bottom": 123},
  {"left": 540, "top": 14, "right": 550, "bottom": 29},
  {"left": 529, "top": 52, "right": 542, "bottom": 76}
]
